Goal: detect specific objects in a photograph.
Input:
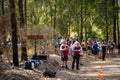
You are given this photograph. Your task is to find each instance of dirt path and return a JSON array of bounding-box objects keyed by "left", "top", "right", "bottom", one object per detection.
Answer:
[{"left": 50, "top": 54, "right": 120, "bottom": 80}]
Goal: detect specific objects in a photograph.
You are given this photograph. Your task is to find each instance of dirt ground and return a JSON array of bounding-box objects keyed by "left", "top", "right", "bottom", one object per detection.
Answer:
[{"left": 0, "top": 53, "right": 120, "bottom": 80}]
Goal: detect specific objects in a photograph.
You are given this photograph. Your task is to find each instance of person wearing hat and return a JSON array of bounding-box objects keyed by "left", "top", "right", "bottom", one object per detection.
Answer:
[
  {"left": 60, "top": 39, "right": 69, "bottom": 69},
  {"left": 72, "top": 41, "right": 82, "bottom": 70}
]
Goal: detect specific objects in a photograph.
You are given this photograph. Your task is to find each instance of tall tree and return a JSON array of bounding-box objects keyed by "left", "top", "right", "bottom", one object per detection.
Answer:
[
  {"left": 24, "top": 0, "right": 27, "bottom": 25},
  {"left": 9, "top": 0, "right": 19, "bottom": 66},
  {"left": 53, "top": 0, "right": 57, "bottom": 36},
  {"left": 105, "top": 0, "right": 109, "bottom": 41},
  {"left": 113, "top": 0, "right": 117, "bottom": 43},
  {"left": 18, "top": 0, "right": 28, "bottom": 61},
  {"left": 116, "top": 0, "right": 119, "bottom": 43},
  {"left": 80, "top": 0, "right": 83, "bottom": 42},
  {"left": 1, "top": 0, "right": 4, "bottom": 14}
]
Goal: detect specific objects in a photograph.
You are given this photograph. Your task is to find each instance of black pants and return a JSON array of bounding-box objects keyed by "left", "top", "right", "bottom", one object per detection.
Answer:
[
  {"left": 72, "top": 55, "right": 80, "bottom": 70},
  {"left": 102, "top": 50, "right": 106, "bottom": 60}
]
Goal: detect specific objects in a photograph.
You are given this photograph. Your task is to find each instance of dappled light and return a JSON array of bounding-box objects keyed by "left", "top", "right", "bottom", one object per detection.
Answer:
[{"left": 0, "top": 0, "right": 120, "bottom": 80}]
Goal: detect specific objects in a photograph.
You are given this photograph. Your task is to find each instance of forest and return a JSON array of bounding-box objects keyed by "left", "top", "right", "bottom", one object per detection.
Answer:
[{"left": 0, "top": 0, "right": 120, "bottom": 80}]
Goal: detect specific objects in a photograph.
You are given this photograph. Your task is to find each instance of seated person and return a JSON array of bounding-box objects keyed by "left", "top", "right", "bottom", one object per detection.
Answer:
[{"left": 41, "top": 46, "right": 46, "bottom": 54}]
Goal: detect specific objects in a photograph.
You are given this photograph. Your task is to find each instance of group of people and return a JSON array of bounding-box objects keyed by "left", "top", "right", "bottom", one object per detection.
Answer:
[
  {"left": 54, "top": 35, "right": 120, "bottom": 70},
  {"left": 60, "top": 39, "right": 82, "bottom": 70}
]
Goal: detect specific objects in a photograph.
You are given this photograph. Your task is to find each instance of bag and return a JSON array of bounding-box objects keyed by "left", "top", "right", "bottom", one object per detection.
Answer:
[
  {"left": 43, "top": 69, "right": 56, "bottom": 78},
  {"left": 24, "top": 61, "right": 32, "bottom": 69},
  {"left": 30, "top": 59, "right": 39, "bottom": 68}
]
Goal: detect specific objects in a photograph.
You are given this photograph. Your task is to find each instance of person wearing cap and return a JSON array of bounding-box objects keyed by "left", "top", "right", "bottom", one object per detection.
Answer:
[
  {"left": 72, "top": 41, "right": 82, "bottom": 70},
  {"left": 60, "top": 39, "right": 69, "bottom": 69}
]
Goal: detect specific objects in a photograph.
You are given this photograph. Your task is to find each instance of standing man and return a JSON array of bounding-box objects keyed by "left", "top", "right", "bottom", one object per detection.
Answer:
[{"left": 101, "top": 40, "right": 107, "bottom": 61}]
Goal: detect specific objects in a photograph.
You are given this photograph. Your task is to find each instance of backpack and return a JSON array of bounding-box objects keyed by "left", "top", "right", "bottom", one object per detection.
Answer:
[
  {"left": 43, "top": 69, "right": 56, "bottom": 78},
  {"left": 24, "top": 61, "right": 32, "bottom": 70}
]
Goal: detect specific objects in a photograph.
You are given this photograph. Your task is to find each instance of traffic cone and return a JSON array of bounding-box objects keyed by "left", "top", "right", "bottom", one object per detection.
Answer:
[
  {"left": 98, "top": 70, "right": 102, "bottom": 74},
  {"left": 97, "top": 72, "right": 102, "bottom": 77},
  {"left": 99, "top": 77, "right": 104, "bottom": 80}
]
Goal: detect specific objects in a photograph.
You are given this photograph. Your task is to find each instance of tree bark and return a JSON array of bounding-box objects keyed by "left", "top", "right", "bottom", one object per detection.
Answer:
[
  {"left": 113, "top": 0, "right": 117, "bottom": 43},
  {"left": 53, "top": 0, "right": 57, "bottom": 36},
  {"left": 9, "top": 0, "right": 19, "bottom": 66},
  {"left": 116, "top": 0, "right": 119, "bottom": 43},
  {"left": 105, "top": 0, "right": 109, "bottom": 42},
  {"left": 24, "top": 0, "right": 27, "bottom": 25},
  {"left": 18, "top": 0, "right": 28, "bottom": 61},
  {"left": 1, "top": 0, "right": 5, "bottom": 15},
  {"left": 80, "top": 0, "right": 83, "bottom": 42}
]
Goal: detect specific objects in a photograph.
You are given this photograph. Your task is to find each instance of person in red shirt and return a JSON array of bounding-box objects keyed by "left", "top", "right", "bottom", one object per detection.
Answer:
[
  {"left": 72, "top": 41, "right": 82, "bottom": 70},
  {"left": 60, "top": 39, "right": 69, "bottom": 69}
]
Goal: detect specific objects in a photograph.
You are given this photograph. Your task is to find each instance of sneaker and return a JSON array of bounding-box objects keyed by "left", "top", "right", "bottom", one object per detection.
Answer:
[
  {"left": 66, "top": 66, "right": 69, "bottom": 69},
  {"left": 80, "top": 63, "right": 83, "bottom": 65},
  {"left": 61, "top": 65, "right": 65, "bottom": 68},
  {"left": 76, "top": 68, "right": 80, "bottom": 70}
]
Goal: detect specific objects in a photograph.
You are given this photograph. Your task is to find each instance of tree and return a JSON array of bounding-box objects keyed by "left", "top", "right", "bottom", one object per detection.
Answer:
[
  {"left": 105, "top": 0, "right": 109, "bottom": 41},
  {"left": 24, "top": 0, "right": 27, "bottom": 25},
  {"left": 18, "top": 0, "right": 28, "bottom": 61},
  {"left": 80, "top": 0, "right": 83, "bottom": 42},
  {"left": 9, "top": 0, "right": 19, "bottom": 66},
  {"left": 113, "top": 0, "right": 117, "bottom": 43}
]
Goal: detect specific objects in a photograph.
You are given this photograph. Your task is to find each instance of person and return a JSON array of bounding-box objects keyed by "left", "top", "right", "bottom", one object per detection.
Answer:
[
  {"left": 109, "top": 41, "right": 115, "bottom": 57},
  {"left": 81, "top": 40, "right": 87, "bottom": 55},
  {"left": 41, "top": 46, "right": 46, "bottom": 54},
  {"left": 118, "top": 41, "right": 120, "bottom": 54},
  {"left": 60, "top": 39, "right": 69, "bottom": 69},
  {"left": 0, "top": 46, "right": 3, "bottom": 62},
  {"left": 92, "top": 40, "right": 99, "bottom": 60},
  {"left": 101, "top": 40, "right": 107, "bottom": 61},
  {"left": 72, "top": 41, "right": 82, "bottom": 70}
]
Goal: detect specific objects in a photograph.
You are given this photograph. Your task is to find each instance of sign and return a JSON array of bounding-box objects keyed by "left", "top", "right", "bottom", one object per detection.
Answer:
[{"left": 27, "top": 35, "right": 43, "bottom": 39}]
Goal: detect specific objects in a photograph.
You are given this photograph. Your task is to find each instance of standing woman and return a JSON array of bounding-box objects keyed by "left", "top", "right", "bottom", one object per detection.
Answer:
[
  {"left": 72, "top": 41, "right": 82, "bottom": 70},
  {"left": 60, "top": 39, "right": 69, "bottom": 69}
]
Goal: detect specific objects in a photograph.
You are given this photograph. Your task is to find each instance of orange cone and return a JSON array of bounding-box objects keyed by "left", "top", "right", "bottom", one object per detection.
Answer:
[
  {"left": 99, "top": 77, "right": 104, "bottom": 80},
  {"left": 98, "top": 70, "right": 102, "bottom": 74},
  {"left": 97, "top": 72, "right": 102, "bottom": 77}
]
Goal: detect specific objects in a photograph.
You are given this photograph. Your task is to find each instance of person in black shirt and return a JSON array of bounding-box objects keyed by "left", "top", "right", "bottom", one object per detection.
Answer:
[{"left": 101, "top": 41, "right": 107, "bottom": 61}]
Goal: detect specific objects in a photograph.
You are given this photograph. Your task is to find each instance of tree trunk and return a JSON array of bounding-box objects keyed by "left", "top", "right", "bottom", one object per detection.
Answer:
[
  {"left": 9, "top": 0, "right": 19, "bottom": 66},
  {"left": 18, "top": 0, "right": 24, "bottom": 27},
  {"left": 113, "top": 0, "right": 117, "bottom": 43},
  {"left": 24, "top": 0, "right": 27, "bottom": 25},
  {"left": 18, "top": 0, "right": 28, "bottom": 61},
  {"left": 1, "top": 0, "right": 4, "bottom": 14},
  {"left": 53, "top": 0, "right": 56, "bottom": 36},
  {"left": 1, "top": 0, "right": 6, "bottom": 42},
  {"left": 80, "top": 0, "right": 83, "bottom": 42},
  {"left": 105, "top": 0, "right": 109, "bottom": 42},
  {"left": 116, "top": 0, "right": 119, "bottom": 43}
]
